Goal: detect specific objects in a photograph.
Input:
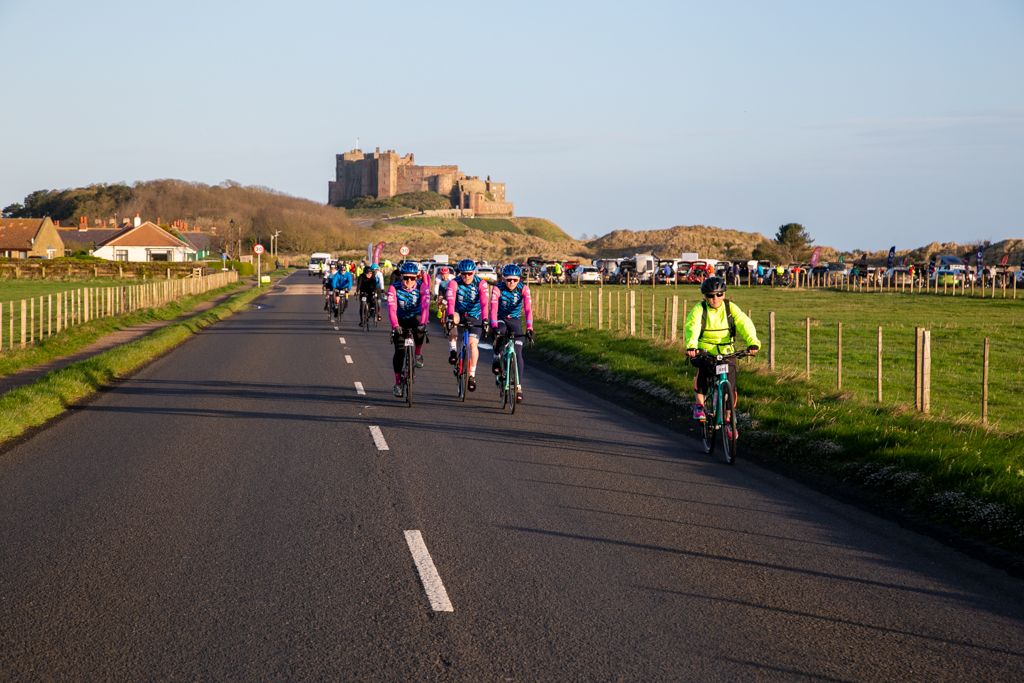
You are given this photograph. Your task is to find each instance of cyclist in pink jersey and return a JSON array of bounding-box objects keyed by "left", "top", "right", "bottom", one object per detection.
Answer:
[
  {"left": 488, "top": 264, "right": 534, "bottom": 402},
  {"left": 386, "top": 261, "right": 431, "bottom": 397}
]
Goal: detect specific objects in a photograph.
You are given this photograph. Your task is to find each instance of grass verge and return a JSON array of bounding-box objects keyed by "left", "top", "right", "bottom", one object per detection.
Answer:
[
  {"left": 0, "top": 280, "right": 273, "bottom": 446},
  {"left": 533, "top": 322, "right": 1024, "bottom": 564},
  {"left": 0, "top": 281, "right": 248, "bottom": 378}
]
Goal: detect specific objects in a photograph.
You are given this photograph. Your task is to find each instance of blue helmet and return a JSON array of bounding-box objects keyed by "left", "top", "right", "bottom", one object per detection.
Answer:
[
  {"left": 369, "top": 263, "right": 379, "bottom": 271},
  {"left": 399, "top": 261, "right": 420, "bottom": 275},
  {"left": 502, "top": 264, "right": 522, "bottom": 278},
  {"left": 457, "top": 259, "right": 477, "bottom": 273}
]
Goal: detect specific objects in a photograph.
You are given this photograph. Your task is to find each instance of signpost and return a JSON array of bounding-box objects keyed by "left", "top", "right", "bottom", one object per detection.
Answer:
[{"left": 254, "top": 244, "right": 265, "bottom": 285}]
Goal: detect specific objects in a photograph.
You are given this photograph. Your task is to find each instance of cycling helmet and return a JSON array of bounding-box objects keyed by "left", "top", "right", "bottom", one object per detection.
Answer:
[
  {"left": 502, "top": 264, "right": 522, "bottom": 278},
  {"left": 700, "top": 276, "right": 726, "bottom": 296},
  {"left": 399, "top": 261, "right": 420, "bottom": 275},
  {"left": 457, "top": 258, "right": 477, "bottom": 273},
  {"left": 369, "top": 263, "right": 379, "bottom": 271},
  {"left": 439, "top": 266, "right": 450, "bottom": 276}
]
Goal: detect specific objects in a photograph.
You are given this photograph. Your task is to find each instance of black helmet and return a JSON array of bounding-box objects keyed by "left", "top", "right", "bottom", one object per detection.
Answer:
[{"left": 700, "top": 276, "right": 726, "bottom": 296}]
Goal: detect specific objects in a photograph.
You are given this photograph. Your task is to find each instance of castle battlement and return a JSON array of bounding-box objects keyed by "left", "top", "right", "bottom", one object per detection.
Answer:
[{"left": 328, "top": 148, "right": 513, "bottom": 216}]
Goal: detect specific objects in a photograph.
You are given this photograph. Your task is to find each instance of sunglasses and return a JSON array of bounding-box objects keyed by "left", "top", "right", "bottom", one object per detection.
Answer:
[
  {"left": 401, "top": 275, "right": 417, "bottom": 281},
  {"left": 705, "top": 293, "right": 724, "bottom": 299},
  {"left": 505, "top": 277, "right": 520, "bottom": 282}
]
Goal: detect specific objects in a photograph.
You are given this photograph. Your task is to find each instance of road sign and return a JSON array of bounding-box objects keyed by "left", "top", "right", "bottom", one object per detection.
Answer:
[
  {"left": 399, "top": 245, "right": 410, "bottom": 257},
  {"left": 253, "top": 244, "right": 265, "bottom": 255}
]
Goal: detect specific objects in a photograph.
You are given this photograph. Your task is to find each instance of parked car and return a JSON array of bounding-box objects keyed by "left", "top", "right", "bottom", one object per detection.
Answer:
[
  {"left": 883, "top": 267, "right": 913, "bottom": 285},
  {"left": 476, "top": 264, "right": 498, "bottom": 284},
  {"left": 570, "top": 265, "right": 602, "bottom": 284}
]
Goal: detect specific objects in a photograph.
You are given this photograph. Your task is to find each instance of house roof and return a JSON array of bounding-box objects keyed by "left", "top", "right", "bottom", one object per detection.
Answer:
[
  {"left": 0, "top": 218, "right": 47, "bottom": 250},
  {"left": 96, "top": 222, "right": 195, "bottom": 251},
  {"left": 58, "top": 227, "right": 125, "bottom": 249},
  {"left": 180, "top": 232, "right": 216, "bottom": 251}
]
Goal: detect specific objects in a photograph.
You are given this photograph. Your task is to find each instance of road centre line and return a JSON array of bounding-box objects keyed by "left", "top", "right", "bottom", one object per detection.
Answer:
[
  {"left": 339, "top": 337, "right": 346, "bottom": 345},
  {"left": 354, "top": 381, "right": 366, "bottom": 395},
  {"left": 369, "top": 425, "right": 389, "bottom": 451},
  {"left": 404, "top": 530, "right": 454, "bottom": 612},
  {"left": 345, "top": 355, "right": 353, "bottom": 364}
]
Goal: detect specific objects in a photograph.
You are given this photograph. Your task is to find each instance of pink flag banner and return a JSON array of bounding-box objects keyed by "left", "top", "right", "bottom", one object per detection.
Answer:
[
  {"left": 809, "top": 247, "right": 822, "bottom": 268},
  {"left": 372, "top": 241, "right": 386, "bottom": 265}
]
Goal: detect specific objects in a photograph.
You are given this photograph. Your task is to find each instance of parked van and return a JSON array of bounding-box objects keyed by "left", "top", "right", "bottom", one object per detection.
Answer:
[{"left": 308, "top": 252, "right": 332, "bottom": 276}]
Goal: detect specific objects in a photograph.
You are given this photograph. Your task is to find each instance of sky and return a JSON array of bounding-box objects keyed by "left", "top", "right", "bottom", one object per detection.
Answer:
[{"left": 1, "top": 0, "right": 1021, "bottom": 250}]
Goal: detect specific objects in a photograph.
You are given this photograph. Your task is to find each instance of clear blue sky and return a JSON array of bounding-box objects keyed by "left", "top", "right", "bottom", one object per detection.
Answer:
[{"left": 1, "top": 0, "right": 1021, "bottom": 250}]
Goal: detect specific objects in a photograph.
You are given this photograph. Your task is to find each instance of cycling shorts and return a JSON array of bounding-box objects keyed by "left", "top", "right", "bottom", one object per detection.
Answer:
[
  {"left": 691, "top": 355, "right": 737, "bottom": 399},
  {"left": 452, "top": 315, "right": 484, "bottom": 338}
]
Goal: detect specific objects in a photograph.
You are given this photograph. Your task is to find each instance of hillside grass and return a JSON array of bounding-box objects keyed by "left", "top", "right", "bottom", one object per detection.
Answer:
[
  {"left": 1, "top": 279, "right": 123, "bottom": 305},
  {"left": 459, "top": 217, "right": 522, "bottom": 234},
  {"left": 515, "top": 217, "right": 573, "bottom": 242},
  {"left": 531, "top": 283, "right": 1024, "bottom": 552}
]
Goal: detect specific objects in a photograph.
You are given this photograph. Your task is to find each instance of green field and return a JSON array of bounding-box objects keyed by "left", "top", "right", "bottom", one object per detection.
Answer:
[
  {"left": 534, "top": 284, "right": 1023, "bottom": 429},
  {"left": 0, "top": 279, "right": 124, "bottom": 305},
  {"left": 459, "top": 218, "right": 522, "bottom": 234}
]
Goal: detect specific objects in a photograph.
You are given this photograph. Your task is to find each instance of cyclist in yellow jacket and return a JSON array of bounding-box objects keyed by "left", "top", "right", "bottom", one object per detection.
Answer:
[{"left": 684, "top": 276, "right": 760, "bottom": 422}]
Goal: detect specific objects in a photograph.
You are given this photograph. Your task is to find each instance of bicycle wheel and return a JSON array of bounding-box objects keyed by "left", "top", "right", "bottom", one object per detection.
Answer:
[
  {"left": 360, "top": 300, "right": 369, "bottom": 330},
  {"left": 508, "top": 353, "right": 519, "bottom": 415},
  {"left": 404, "top": 347, "right": 414, "bottom": 407},
  {"left": 457, "top": 345, "right": 467, "bottom": 401},
  {"left": 720, "top": 384, "right": 737, "bottom": 465},
  {"left": 701, "top": 389, "right": 716, "bottom": 455}
]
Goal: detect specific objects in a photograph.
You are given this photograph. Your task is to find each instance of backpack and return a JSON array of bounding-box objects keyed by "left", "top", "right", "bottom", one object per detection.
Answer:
[{"left": 700, "top": 298, "right": 736, "bottom": 341}]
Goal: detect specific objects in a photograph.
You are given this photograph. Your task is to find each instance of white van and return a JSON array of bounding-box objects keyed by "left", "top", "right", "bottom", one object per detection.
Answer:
[{"left": 308, "top": 252, "right": 332, "bottom": 276}]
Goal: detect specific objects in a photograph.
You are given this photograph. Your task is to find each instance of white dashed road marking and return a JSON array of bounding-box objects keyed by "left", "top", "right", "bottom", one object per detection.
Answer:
[
  {"left": 369, "top": 425, "right": 389, "bottom": 451},
  {"left": 404, "top": 530, "right": 454, "bottom": 612},
  {"left": 354, "top": 381, "right": 366, "bottom": 395},
  {"left": 339, "top": 337, "right": 346, "bottom": 345},
  {"left": 345, "top": 355, "right": 353, "bottom": 364}
]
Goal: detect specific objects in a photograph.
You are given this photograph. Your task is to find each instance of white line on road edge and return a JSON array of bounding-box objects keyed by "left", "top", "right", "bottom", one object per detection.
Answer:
[
  {"left": 369, "top": 425, "right": 389, "bottom": 451},
  {"left": 404, "top": 530, "right": 454, "bottom": 612},
  {"left": 345, "top": 355, "right": 353, "bottom": 364},
  {"left": 354, "top": 381, "right": 366, "bottom": 396},
  {"left": 339, "top": 337, "right": 346, "bottom": 345}
]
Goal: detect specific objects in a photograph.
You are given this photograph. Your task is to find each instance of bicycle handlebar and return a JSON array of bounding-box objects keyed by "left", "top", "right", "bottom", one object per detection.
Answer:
[{"left": 694, "top": 349, "right": 754, "bottom": 361}]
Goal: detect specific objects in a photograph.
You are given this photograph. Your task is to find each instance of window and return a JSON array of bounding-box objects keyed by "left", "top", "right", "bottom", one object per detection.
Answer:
[
  {"left": 46, "top": 248, "right": 57, "bottom": 259},
  {"left": 115, "top": 250, "right": 129, "bottom": 262},
  {"left": 148, "top": 250, "right": 170, "bottom": 262}
]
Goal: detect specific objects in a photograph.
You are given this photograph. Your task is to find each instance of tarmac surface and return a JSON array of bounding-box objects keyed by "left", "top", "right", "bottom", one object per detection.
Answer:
[{"left": 2, "top": 272, "right": 1023, "bottom": 681}]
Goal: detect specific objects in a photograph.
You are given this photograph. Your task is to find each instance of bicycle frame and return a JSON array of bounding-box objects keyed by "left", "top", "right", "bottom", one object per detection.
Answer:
[{"left": 696, "top": 349, "right": 749, "bottom": 464}]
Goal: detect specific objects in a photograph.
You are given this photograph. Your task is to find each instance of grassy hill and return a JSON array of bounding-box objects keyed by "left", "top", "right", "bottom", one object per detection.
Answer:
[{"left": 587, "top": 225, "right": 777, "bottom": 260}]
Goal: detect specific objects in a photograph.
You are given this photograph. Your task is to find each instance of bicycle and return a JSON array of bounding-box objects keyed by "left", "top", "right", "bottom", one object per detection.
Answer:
[
  {"left": 494, "top": 327, "right": 530, "bottom": 414},
  {"left": 396, "top": 327, "right": 416, "bottom": 407},
  {"left": 359, "top": 295, "right": 372, "bottom": 331},
  {"left": 694, "top": 349, "right": 751, "bottom": 465},
  {"left": 447, "top": 319, "right": 475, "bottom": 402}
]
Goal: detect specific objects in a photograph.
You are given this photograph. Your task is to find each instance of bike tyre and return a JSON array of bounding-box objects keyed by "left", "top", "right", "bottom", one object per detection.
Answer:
[
  {"left": 701, "top": 390, "right": 716, "bottom": 455},
  {"left": 721, "top": 385, "right": 736, "bottom": 465},
  {"left": 404, "top": 348, "right": 414, "bottom": 407},
  {"left": 457, "top": 345, "right": 467, "bottom": 402},
  {"left": 508, "top": 353, "right": 519, "bottom": 415}
]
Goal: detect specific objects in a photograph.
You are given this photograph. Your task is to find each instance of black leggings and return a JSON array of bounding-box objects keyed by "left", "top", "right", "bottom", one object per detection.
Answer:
[{"left": 493, "top": 319, "right": 526, "bottom": 380}]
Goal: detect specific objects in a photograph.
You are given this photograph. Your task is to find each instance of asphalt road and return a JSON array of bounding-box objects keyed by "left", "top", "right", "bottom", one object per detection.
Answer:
[{"left": 2, "top": 272, "right": 1023, "bottom": 681}]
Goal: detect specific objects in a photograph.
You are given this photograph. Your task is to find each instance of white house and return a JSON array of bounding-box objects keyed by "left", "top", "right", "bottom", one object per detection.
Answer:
[{"left": 92, "top": 221, "right": 197, "bottom": 262}]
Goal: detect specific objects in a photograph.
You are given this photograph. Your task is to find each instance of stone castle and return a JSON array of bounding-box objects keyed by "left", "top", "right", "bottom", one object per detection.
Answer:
[{"left": 328, "top": 148, "right": 513, "bottom": 216}]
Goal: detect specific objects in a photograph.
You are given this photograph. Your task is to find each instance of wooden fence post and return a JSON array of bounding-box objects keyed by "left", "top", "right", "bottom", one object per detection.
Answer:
[
  {"left": 629, "top": 290, "right": 636, "bottom": 336},
  {"left": 671, "top": 296, "right": 679, "bottom": 342},
  {"left": 837, "top": 321, "right": 843, "bottom": 389},
  {"left": 877, "top": 326, "right": 883, "bottom": 403},
  {"left": 48, "top": 294, "right": 52, "bottom": 337},
  {"left": 663, "top": 298, "right": 669, "bottom": 341},
  {"left": 639, "top": 291, "right": 645, "bottom": 336},
  {"left": 805, "top": 317, "right": 811, "bottom": 379},
  {"left": 651, "top": 292, "right": 656, "bottom": 337},
  {"left": 921, "top": 329, "right": 931, "bottom": 414},
  {"left": 589, "top": 290, "right": 593, "bottom": 328},
  {"left": 21, "top": 299, "right": 27, "bottom": 348},
  {"left": 914, "top": 327, "right": 922, "bottom": 410},
  {"left": 769, "top": 311, "right": 776, "bottom": 371},
  {"left": 982, "top": 337, "right": 989, "bottom": 424},
  {"left": 598, "top": 289, "right": 603, "bottom": 329}
]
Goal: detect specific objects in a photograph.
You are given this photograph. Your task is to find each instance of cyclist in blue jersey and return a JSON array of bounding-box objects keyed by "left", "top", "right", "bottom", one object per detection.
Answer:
[
  {"left": 444, "top": 259, "right": 490, "bottom": 392},
  {"left": 328, "top": 265, "right": 353, "bottom": 316},
  {"left": 386, "top": 261, "right": 431, "bottom": 397},
  {"left": 488, "top": 264, "right": 534, "bottom": 403}
]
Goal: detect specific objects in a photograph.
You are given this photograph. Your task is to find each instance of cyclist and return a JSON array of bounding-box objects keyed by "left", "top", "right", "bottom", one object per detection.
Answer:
[
  {"left": 488, "top": 264, "right": 534, "bottom": 403},
  {"left": 357, "top": 263, "right": 381, "bottom": 323},
  {"left": 387, "top": 261, "right": 431, "bottom": 397},
  {"left": 684, "top": 276, "right": 760, "bottom": 424},
  {"left": 433, "top": 265, "right": 455, "bottom": 318},
  {"left": 445, "top": 259, "right": 490, "bottom": 392},
  {"left": 328, "top": 264, "right": 354, "bottom": 318}
]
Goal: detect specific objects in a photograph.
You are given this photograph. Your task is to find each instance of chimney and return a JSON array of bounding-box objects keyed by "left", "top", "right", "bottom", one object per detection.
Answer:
[{"left": 134, "top": 213, "right": 141, "bottom": 228}]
